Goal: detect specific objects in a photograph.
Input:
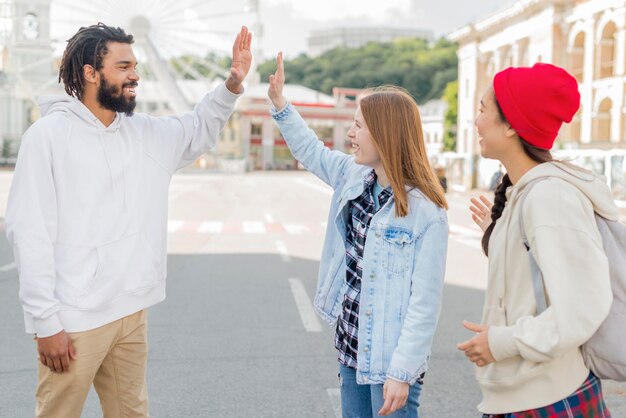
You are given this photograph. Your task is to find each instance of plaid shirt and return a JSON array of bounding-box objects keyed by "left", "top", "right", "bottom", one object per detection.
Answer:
[
  {"left": 335, "top": 170, "right": 392, "bottom": 369},
  {"left": 483, "top": 372, "right": 611, "bottom": 418}
]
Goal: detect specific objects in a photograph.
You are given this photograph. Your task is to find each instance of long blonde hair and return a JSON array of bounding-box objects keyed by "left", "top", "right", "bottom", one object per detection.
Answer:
[{"left": 360, "top": 86, "right": 448, "bottom": 216}]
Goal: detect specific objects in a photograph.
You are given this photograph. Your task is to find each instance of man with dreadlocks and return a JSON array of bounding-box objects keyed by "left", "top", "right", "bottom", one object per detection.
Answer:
[{"left": 5, "top": 23, "right": 252, "bottom": 417}]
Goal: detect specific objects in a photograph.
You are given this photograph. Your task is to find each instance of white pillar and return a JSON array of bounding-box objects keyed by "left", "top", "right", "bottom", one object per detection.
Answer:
[
  {"left": 456, "top": 41, "right": 480, "bottom": 189},
  {"left": 580, "top": 19, "right": 595, "bottom": 144},
  {"left": 511, "top": 42, "right": 521, "bottom": 67},
  {"left": 614, "top": 28, "right": 625, "bottom": 75},
  {"left": 240, "top": 116, "right": 252, "bottom": 170},
  {"left": 333, "top": 120, "right": 346, "bottom": 152},
  {"left": 261, "top": 118, "right": 274, "bottom": 170}
]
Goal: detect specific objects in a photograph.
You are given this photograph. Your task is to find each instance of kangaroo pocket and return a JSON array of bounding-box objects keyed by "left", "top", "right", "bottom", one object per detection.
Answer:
[
  {"left": 55, "top": 233, "right": 160, "bottom": 310},
  {"left": 477, "top": 305, "right": 544, "bottom": 389}
]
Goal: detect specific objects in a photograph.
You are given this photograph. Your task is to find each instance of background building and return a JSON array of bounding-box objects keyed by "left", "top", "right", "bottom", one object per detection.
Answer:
[
  {"left": 420, "top": 99, "right": 448, "bottom": 157},
  {"left": 0, "top": 0, "right": 57, "bottom": 161},
  {"left": 449, "top": 0, "right": 625, "bottom": 200},
  {"left": 307, "top": 26, "right": 433, "bottom": 57}
]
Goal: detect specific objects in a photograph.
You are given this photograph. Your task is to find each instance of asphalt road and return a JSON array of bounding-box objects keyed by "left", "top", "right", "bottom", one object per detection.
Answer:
[{"left": 0, "top": 171, "right": 624, "bottom": 418}]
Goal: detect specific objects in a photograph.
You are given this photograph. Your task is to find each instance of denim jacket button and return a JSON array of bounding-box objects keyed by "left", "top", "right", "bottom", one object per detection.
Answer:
[
  {"left": 375, "top": 232, "right": 381, "bottom": 238},
  {"left": 366, "top": 309, "right": 372, "bottom": 316},
  {"left": 364, "top": 347, "right": 369, "bottom": 352},
  {"left": 364, "top": 377, "right": 369, "bottom": 382}
]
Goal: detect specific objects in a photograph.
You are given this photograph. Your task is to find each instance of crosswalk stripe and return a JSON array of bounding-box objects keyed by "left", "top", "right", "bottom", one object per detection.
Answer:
[
  {"left": 166, "top": 220, "right": 319, "bottom": 235},
  {"left": 283, "top": 223, "right": 310, "bottom": 235},
  {"left": 197, "top": 221, "right": 223, "bottom": 234},
  {"left": 242, "top": 221, "right": 266, "bottom": 234},
  {"left": 167, "top": 220, "right": 184, "bottom": 233}
]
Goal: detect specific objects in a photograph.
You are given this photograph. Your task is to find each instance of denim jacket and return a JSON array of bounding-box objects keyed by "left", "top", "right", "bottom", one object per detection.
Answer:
[{"left": 271, "top": 104, "right": 448, "bottom": 385}]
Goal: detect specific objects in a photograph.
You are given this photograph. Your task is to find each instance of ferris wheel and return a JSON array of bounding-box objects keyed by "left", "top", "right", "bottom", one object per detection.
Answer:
[
  {"left": 1, "top": 0, "right": 261, "bottom": 113},
  {"left": 51, "top": 0, "right": 261, "bottom": 112}
]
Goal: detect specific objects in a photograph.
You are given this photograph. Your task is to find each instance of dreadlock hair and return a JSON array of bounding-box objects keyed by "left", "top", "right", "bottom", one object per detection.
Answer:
[
  {"left": 480, "top": 92, "right": 554, "bottom": 256},
  {"left": 58, "top": 22, "right": 134, "bottom": 100}
]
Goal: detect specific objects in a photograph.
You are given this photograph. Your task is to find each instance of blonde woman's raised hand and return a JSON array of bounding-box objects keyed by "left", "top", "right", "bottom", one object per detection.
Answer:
[
  {"left": 268, "top": 52, "right": 286, "bottom": 111},
  {"left": 226, "top": 26, "right": 252, "bottom": 94},
  {"left": 470, "top": 195, "right": 493, "bottom": 232}
]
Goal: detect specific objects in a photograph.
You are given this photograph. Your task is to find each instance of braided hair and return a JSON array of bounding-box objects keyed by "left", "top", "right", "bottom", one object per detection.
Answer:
[
  {"left": 480, "top": 96, "right": 554, "bottom": 256},
  {"left": 58, "top": 23, "right": 133, "bottom": 100}
]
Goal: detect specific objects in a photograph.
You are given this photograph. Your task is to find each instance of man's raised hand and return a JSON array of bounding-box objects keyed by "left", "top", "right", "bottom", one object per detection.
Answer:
[{"left": 226, "top": 26, "right": 252, "bottom": 94}]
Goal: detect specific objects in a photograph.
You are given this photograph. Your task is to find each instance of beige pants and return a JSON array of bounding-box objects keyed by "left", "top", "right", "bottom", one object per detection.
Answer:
[{"left": 35, "top": 310, "right": 149, "bottom": 418}]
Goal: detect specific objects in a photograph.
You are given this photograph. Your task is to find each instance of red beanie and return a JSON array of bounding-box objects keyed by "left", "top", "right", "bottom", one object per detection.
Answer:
[{"left": 493, "top": 63, "right": 580, "bottom": 150}]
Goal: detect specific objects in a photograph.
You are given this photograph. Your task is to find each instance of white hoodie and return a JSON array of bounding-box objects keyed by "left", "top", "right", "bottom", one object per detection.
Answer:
[
  {"left": 476, "top": 162, "right": 619, "bottom": 414},
  {"left": 5, "top": 83, "right": 239, "bottom": 338}
]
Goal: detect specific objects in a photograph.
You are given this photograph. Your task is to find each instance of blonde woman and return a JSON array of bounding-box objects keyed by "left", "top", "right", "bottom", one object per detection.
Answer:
[{"left": 268, "top": 52, "right": 448, "bottom": 417}]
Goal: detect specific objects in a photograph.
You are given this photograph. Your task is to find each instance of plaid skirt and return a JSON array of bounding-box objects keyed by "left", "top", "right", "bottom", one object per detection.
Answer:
[{"left": 482, "top": 372, "right": 611, "bottom": 418}]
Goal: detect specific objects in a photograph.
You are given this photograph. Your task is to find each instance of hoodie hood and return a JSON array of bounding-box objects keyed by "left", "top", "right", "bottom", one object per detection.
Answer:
[
  {"left": 512, "top": 161, "right": 619, "bottom": 221},
  {"left": 37, "top": 95, "right": 123, "bottom": 132}
]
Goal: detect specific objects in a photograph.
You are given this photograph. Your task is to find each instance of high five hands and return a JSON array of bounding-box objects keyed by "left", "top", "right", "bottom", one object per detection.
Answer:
[
  {"left": 226, "top": 26, "right": 253, "bottom": 94},
  {"left": 268, "top": 52, "right": 286, "bottom": 111}
]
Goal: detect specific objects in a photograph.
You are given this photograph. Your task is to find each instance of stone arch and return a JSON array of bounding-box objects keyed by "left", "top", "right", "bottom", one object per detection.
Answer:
[
  {"left": 568, "top": 106, "right": 582, "bottom": 143},
  {"left": 568, "top": 30, "right": 586, "bottom": 82},
  {"left": 596, "top": 19, "right": 618, "bottom": 78},
  {"left": 592, "top": 97, "right": 612, "bottom": 142}
]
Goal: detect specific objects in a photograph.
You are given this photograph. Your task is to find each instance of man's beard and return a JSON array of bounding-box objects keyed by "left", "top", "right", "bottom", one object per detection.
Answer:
[{"left": 97, "top": 73, "right": 137, "bottom": 116}]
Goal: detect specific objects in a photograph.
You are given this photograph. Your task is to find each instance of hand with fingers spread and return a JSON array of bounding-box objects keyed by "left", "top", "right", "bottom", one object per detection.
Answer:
[
  {"left": 457, "top": 320, "right": 495, "bottom": 367},
  {"left": 470, "top": 195, "right": 494, "bottom": 232},
  {"left": 378, "top": 379, "right": 409, "bottom": 416},
  {"left": 267, "top": 51, "right": 286, "bottom": 111},
  {"left": 226, "top": 26, "right": 253, "bottom": 94},
  {"left": 36, "top": 330, "right": 77, "bottom": 373}
]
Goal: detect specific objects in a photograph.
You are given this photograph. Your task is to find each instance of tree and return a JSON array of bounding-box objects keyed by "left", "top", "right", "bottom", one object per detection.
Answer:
[
  {"left": 257, "top": 38, "right": 458, "bottom": 104},
  {"left": 442, "top": 80, "right": 458, "bottom": 152},
  {"left": 1, "top": 137, "right": 12, "bottom": 158}
]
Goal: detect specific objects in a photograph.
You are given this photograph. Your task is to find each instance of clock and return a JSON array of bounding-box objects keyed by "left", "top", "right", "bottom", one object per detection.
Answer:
[{"left": 23, "top": 13, "right": 39, "bottom": 41}]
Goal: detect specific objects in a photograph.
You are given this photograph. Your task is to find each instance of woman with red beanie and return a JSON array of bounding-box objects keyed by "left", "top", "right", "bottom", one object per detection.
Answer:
[{"left": 457, "top": 63, "right": 619, "bottom": 417}]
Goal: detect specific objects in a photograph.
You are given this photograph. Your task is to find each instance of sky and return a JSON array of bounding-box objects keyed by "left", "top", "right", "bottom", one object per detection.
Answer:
[
  {"left": 258, "top": 0, "right": 518, "bottom": 58},
  {"left": 38, "top": 0, "right": 519, "bottom": 62}
]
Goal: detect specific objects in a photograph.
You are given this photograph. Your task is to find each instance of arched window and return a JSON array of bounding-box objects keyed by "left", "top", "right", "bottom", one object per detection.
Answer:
[
  {"left": 597, "top": 22, "right": 617, "bottom": 78},
  {"left": 593, "top": 98, "right": 612, "bottom": 142},
  {"left": 568, "top": 107, "right": 582, "bottom": 143},
  {"left": 570, "top": 32, "right": 585, "bottom": 82}
]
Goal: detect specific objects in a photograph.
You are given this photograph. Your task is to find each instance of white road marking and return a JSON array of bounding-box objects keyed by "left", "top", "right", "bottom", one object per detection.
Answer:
[
  {"left": 284, "top": 223, "right": 310, "bottom": 235},
  {"left": 288, "top": 278, "right": 322, "bottom": 333},
  {"left": 242, "top": 221, "right": 266, "bottom": 234},
  {"left": 449, "top": 223, "right": 481, "bottom": 237},
  {"left": 294, "top": 178, "right": 333, "bottom": 195},
  {"left": 167, "top": 220, "right": 184, "bottom": 233},
  {"left": 275, "top": 240, "right": 291, "bottom": 263},
  {"left": 0, "top": 262, "right": 16, "bottom": 272},
  {"left": 326, "top": 388, "right": 341, "bottom": 418},
  {"left": 197, "top": 221, "right": 223, "bottom": 234}
]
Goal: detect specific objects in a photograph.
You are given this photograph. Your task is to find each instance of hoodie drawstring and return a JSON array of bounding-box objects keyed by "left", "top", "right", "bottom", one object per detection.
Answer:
[{"left": 97, "top": 124, "right": 116, "bottom": 201}]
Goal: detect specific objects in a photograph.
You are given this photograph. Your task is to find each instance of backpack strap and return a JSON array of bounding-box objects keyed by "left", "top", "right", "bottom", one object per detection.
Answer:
[{"left": 518, "top": 178, "right": 551, "bottom": 314}]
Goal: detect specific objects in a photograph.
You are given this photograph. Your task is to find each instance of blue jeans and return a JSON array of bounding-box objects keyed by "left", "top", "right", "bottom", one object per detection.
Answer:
[{"left": 339, "top": 364, "right": 421, "bottom": 418}]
